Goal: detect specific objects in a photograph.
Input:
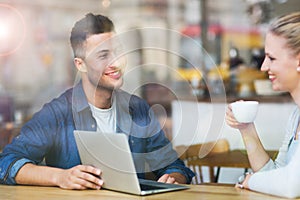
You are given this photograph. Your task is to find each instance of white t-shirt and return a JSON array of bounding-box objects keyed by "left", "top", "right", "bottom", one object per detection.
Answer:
[{"left": 88, "top": 97, "right": 116, "bottom": 133}]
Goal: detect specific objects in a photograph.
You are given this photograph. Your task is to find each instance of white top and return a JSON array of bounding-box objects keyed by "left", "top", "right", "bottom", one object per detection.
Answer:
[
  {"left": 88, "top": 96, "right": 116, "bottom": 133},
  {"left": 248, "top": 107, "right": 300, "bottom": 198}
]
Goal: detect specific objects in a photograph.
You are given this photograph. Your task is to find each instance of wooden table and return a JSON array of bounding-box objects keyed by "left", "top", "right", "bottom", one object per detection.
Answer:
[
  {"left": 0, "top": 184, "right": 291, "bottom": 200},
  {"left": 188, "top": 149, "right": 278, "bottom": 183}
]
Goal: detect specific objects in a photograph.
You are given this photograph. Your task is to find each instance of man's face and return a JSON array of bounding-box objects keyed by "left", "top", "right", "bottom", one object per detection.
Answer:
[{"left": 82, "top": 32, "right": 126, "bottom": 91}]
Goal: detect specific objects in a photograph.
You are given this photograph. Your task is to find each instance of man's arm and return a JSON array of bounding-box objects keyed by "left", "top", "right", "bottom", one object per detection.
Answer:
[
  {"left": 15, "top": 163, "right": 104, "bottom": 190},
  {"left": 125, "top": 95, "right": 195, "bottom": 184}
]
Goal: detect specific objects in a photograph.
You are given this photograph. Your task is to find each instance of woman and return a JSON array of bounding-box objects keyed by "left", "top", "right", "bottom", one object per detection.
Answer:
[{"left": 226, "top": 12, "right": 300, "bottom": 198}]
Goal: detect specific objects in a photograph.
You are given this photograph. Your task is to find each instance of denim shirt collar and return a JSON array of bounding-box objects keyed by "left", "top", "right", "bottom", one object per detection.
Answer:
[
  {"left": 72, "top": 81, "right": 89, "bottom": 113},
  {"left": 115, "top": 90, "right": 133, "bottom": 135},
  {"left": 72, "top": 81, "right": 132, "bottom": 134}
]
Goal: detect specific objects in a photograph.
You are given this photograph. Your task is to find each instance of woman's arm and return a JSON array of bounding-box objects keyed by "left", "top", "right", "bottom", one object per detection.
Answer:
[
  {"left": 247, "top": 144, "right": 300, "bottom": 198},
  {"left": 238, "top": 124, "right": 271, "bottom": 171},
  {"left": 226, "top": 104, "right": 270, "bottom": 171}
]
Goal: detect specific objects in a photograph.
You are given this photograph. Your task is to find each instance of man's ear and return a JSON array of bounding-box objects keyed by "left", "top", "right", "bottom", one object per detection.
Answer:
[{"left": 74, "top": 58, "right": 87, "bottom": 72}]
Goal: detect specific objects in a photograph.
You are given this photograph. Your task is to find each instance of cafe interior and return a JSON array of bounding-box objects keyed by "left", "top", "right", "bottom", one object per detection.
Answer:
[{"left": 0, "top": 0, "right": 299, "bottom": 191}]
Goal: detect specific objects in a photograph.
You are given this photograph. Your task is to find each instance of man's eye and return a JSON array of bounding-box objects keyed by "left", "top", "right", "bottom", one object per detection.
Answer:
[{"left": 98, "top": 53, "right": 109, "bottom": 59}]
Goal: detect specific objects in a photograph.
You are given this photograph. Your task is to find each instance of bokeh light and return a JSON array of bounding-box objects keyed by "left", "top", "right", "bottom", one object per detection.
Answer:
[{"left": 0, "top": 4, "right": 25, "bottom": 56}]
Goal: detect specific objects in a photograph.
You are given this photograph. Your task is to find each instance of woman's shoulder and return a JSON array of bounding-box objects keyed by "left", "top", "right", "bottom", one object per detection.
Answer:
[{"left": 289, "top": 106, "right": 300, "bottom": 121}]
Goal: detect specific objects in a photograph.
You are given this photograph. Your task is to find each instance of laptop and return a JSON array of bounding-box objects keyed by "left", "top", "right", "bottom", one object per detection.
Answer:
[{"left": 74, "top": 130, "right": 189, "bottom": 195}]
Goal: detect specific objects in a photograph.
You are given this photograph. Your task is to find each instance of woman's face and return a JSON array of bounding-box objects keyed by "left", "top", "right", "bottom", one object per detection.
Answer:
[{"left": 261, "top": 32, "right": 300, "bottom": 93}]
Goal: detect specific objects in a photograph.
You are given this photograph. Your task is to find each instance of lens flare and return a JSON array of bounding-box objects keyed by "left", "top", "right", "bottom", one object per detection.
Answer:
[{"left": 0, "top": 4, "right": 26, "bottom": 56}]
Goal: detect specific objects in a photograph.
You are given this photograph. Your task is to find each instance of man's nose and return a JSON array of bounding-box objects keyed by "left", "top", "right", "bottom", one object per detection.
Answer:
[{"left": 111, "top": 53, "right": 127, "bottom": 68}]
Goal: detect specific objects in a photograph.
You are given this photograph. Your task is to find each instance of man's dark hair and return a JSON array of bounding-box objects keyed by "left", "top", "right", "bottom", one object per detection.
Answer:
[{"left": 70, "top": 13, "right": 115, "bottom": 58}]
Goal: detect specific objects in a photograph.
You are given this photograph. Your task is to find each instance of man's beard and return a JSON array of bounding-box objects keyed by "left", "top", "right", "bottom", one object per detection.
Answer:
[{"left": 94, "top": 78, "right": 123, "bottom": 92}]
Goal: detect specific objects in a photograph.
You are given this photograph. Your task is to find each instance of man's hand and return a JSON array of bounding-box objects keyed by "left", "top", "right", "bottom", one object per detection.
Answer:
[
  {"left": 15, "top": 163, "right": 104, "bottom": 190},
  {"left": 157, "top": 172, "right": 187, "bottom": 184},
  {"left": 54, "top": 165, "right": 104, "bottom": 190}
]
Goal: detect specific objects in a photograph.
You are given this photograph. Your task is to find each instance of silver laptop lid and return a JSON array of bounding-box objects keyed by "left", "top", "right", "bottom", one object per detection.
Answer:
[
  {"left": 74, "top": 130, "right": 141, "bottom": 194},
  {"left": 74, "top": 130, "right": 189, "bottom": 195}
]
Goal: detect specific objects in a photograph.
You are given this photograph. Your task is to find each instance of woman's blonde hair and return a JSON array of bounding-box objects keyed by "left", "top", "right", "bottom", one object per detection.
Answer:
[{"left": 269, "top": 12, "right": 300, "bottom": 56}]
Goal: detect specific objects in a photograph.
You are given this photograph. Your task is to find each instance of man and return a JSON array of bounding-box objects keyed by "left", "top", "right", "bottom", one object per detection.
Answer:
[{"left": 0, "top": 13, "right": 194, "bottom": 190}]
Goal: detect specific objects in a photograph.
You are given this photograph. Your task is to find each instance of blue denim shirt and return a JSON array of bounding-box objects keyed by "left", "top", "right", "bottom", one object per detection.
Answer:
[{"left": 0, "top": 82, "right": 194, "bottom": 184}]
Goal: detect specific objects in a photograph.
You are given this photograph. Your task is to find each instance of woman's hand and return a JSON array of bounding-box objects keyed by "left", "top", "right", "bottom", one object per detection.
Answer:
[
  {"left": 235, "top": 172, "right": 253, "bottom": 189},
  {"left": 226, "top": 103, "right": 253, "bottom": 130}
]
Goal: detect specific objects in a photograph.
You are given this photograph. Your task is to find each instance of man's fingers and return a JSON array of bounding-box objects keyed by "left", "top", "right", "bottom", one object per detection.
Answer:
[
  {"left": 158, "top": 174, "right": 176, "bottom": 184},
  {"left": 166, "top": 176, "right": 175, "bottom": 184},
  {"left": 79, "top": 165, "right": 102, "bottom": 176},
  {"left": 74, "top": 165, "right": 104, "bottom": 189},
  {"left": 157, "top": 174, "right": 169, "bottom": 183}
]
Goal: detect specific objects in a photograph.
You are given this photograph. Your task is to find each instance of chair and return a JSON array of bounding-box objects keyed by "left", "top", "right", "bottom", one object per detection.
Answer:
[{"left": 175, "top": 139, "right": 230, "bottom": 184}]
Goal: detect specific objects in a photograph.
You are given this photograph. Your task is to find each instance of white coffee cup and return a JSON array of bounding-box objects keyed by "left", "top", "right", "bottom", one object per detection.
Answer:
[{"left": 231, "top": 101, "right": 259, "bottom": 123}]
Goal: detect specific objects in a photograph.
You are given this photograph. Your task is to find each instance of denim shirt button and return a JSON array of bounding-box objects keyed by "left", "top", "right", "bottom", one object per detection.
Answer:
[{"left": 91, "top": 124, "right": 95, "bottom": 128}]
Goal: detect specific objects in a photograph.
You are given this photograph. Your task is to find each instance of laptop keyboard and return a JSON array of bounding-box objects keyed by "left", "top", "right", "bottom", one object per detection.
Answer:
[{"left": 140, "top": 184, "right": 166, "bottom": 191}]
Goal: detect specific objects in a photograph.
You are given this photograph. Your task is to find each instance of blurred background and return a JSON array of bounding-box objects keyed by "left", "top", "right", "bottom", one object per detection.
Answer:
[
  {"left": 0, "top": 0, "right": 299, "bottom": 122},
  {"left": 0, "top": 0, "right": 299, "bottom": 183}
]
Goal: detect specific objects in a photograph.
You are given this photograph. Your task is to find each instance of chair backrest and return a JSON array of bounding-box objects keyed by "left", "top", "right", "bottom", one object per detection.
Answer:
[
  {"left": 175, "top": 138, "right": 230, "bottom": 184},
  {"left": 204, "top": 138, "right": 230, "bottom": 155},
  {"left": 181, "top": 138, "right": 230, "bottom": 158}
]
